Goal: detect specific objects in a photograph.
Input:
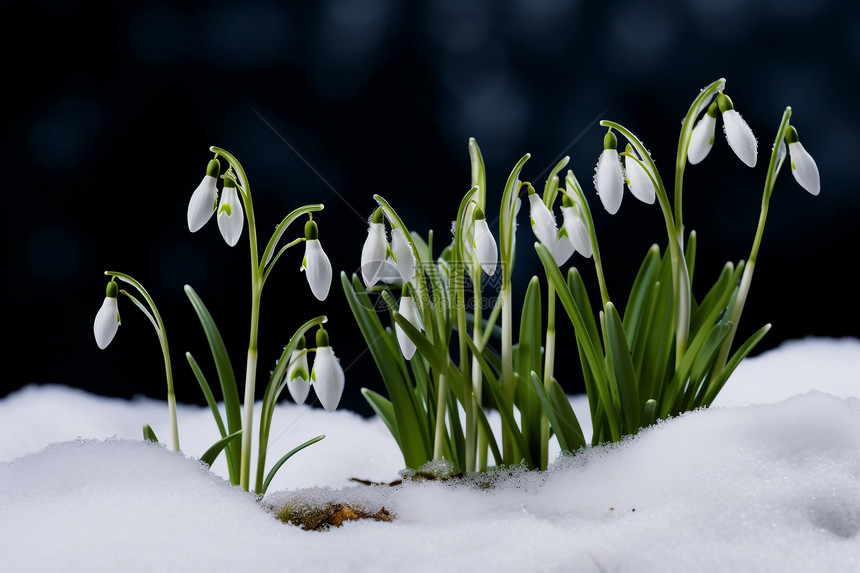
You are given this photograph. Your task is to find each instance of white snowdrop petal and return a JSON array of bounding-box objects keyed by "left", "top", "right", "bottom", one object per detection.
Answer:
[
  {"left": 528, "top": 194, "right": 558, "bottom": 247},
  {"left": 395, "top": 295, "right": 419, "bottom": 360},
  {"left": 187, "top": 175, "right": 218, "bottom": 232},
  {"left": 789, "top": 141, "right": 820, "bottom": 196},
  {"left": 562, "top": 206, "right": 593, "bottom": 259},
  {"left": 624, "top": 156, "right": 657, "bottom": 205},
  {"left": 93, "top": 297, "right": 119, "bottom": 349},
  {"left": 688, "top": 114, "right": 717, "bottom": 165},
  {"left": 303, "top": 239, "right": 332, "bottom": 301},
  {"left": 312, "top": 346, "right": 345, "bottom": 412},
  {"left": 474, "top": 219, "right": 498, "bottom": 276},
  {"left": 360, "top": 222, "right": 389, "bottom": 287},
  {"left": 216, "top": 187, "right": 244, "bottom": 247},
  {"left": 594, "top": 149, "right": 624, "bottom": 215},
  {"left": 461, "top": 202, "right": 478, "bottom": 262},
  {"left": 722, "top": 109, "right": 757, "bottom": 168},
  {"left": 550, "top": 232, "right": 575, "bottom": 266},
  {"left": 391, "top": 228, "right": 416, "bottom": 285},
  {"left": 285, "top": 350, "right": 310, "bottom": 405}
]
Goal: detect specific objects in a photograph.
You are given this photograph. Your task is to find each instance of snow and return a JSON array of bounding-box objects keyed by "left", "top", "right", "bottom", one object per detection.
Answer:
[{"left": 1, "top": 337, "right": 859, "bottom": 572}]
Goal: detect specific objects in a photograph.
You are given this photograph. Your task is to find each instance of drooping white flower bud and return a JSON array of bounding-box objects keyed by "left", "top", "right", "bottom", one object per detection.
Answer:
[
  {"left": 785, "top": 125, "right": 820, "bottom": 196},
  {"left": 285, "top": 336, "right": 310, "bottom": 405},
  {"left": 473, "top": 207, "right": 498, "bottom": 276},
  {"left": 718, "top": 94, "right": 757, "bottom": 168},
  {"left": 688, "top": 102, "right": 718, "bottom": 165},
  {"left": 302, "top": 220, "right": 332, "bottom": 301},
  {"left": 361, "top": 207, "right": 389, "bottom": 287},
  {"left": 594, "top": 130, "right": 624, "bottom": 215},
  {"left": 187, "top": 159, "right": 220, "bottom": 232},
  {"left": 395, "top": 293, "right": 421, "bottom": 360},
  {"left": 623, "top": 145, "right": 657, "bottom": 205},
  {"left": 311, "top": 327, "right": 344, "bottom": 412},
  {"left": 217, "top": 177, "right": 244, "bottom": 247},
  {"left": 94, "top": 281, "right": 120, "bottom": 349},
  {"left": 390, "top": 227, "right": 416, "bottom": 286},
  {"left": 561, "top": 192, "right": 593, "bottom": 259}
]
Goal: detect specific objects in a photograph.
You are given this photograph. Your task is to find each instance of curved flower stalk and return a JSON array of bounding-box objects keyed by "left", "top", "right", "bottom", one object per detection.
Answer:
[
  {"left": 285, "top": 336, "right": 311, "bottom": 405},
  {"left": 95, "top": 273, "right": 179, "bottom": 452},
  {"left": 302, "top": 220, "right": 332, "bottom": 301},
  {"left": 311, "top": 326, "right": 345, "bottom": 412}
]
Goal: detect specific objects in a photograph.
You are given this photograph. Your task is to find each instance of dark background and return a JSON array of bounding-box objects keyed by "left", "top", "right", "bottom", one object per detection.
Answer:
[{"left": 4, "top": 0, "right": 858, "bottom": 416}]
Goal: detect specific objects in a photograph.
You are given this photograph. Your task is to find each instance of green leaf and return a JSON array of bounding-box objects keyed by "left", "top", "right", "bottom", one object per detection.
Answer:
[
  {"left": 639, "top": 399, "right": 657, "bottom": 428},
  {"left": 622, "top": 244, "right": 661, "bottom": 349},
  {"left": 200, "top": 429, "right": 242, "bottom": 468},
  {"left": 142, "top": 424, "right": 159, "bottom": 443},
  {"left": 186, "top": 352, "right": 228, "bottom": 439},
  {"left": 514, "top": 277, "right": 544, "bottom": 462},
  {"left": 260, "top": 435, "right": 325, "bottom": 495},
  {"left": 604, "top": 302, "right": 640, "bottom": 435},
  {"left": 530, "top": 373, "right": 585, "bottom": 453},
  {"left": 700, "top": 323, "right": 771, "bottom": 407},
  {"left": 184, "top": 285, "right": 242, "bottom": 479},
  {"left": 362, "top": 389, "right": 400, "bottom": 448}
]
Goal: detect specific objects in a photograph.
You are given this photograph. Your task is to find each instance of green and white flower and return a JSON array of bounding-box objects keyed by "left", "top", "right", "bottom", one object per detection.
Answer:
[
  {"left": 593, "top": 129, "right": 624, "bottom": 215},
  {"left": 390, "top": 227, "right": 416, "bottom": 285},
  {"left": 361, "top": 207, "right": 389, "bottom": 287},
  {"left": 302, "top": 220, "right": 332, "bottom": 301},
  {"left": 311, "top": 327, "right": 344, "bottom": 412},
  {"left": 285, "top": 336, "right": 311, "bottom": 405},
  {"left": 472, "top": 206, "right": 498, "bottom": 276},
  {"left": 187, "top": 159, "right": 221, "bottom": 232},
  {"left": 718, "top": 93, "right": 757, "bottom": 168},
  {"left": 93, "top": 281, "right": 120, "bottom": 349},
  {"left": 623, "top": 145, "right": 657, "bottom": 205},
  {"left": 688, "top": 102, "right": 718, "bottom": 165},
  {"left": 561, "top": 188, "right": 592, "bottom": 259},
  {"left": 528, "top": 189, "right": 573, "bottom": 266},
  {"left": 217, "top": 178, "right": 244, "bottom": 247},
  {"left": 786, "top": 125, "right": 820, "bottom": 196},
  {"left": 395, "top": 291, "right": 421, "bottom": 360}
]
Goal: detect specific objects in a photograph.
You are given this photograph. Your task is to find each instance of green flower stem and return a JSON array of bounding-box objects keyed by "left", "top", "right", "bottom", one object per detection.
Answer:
[
  {"left": 711, "top": 107, "right": 792, "bottom": 384},
  {"left": 673, "top": 78, "right": 726, "bottom": 247},
  {"left": 540, "top": 282, "right": 556, "bottom": 470},
  {"left": 211, "top": 146, "right": 261, "bottom": 493},
  {"left": 433, "top": 371, "right": 449, "bottom": 460},
  {"left": 106, "top": 271, "right": 180, "bottom": 452},
  {"left": 564, "top": 172, "right": 611, "bottom": 307},
  {"left": 500, "top": 283, "right": 515, "bottom": 462},
  {"left": 470, "top": 272, "right": 487, "bottom": 472},
  {"left": 601, "top": 121, "right": 689, "bottom": 364}
]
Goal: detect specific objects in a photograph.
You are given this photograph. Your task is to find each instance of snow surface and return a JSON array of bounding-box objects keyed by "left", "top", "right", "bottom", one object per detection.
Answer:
[{"left": 1, "top": 337, "right": 859, "bottom": 572}]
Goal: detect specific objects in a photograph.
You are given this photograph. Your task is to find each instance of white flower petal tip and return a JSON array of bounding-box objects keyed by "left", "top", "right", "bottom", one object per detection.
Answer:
[
  {"left": 549, "top": 234, "right": 575, "bottom": 266},
  {"left": 562, "top": 206, "right": 593, "bottom": 259},
  {"left": 688, "top": 114, "right": 717, "bottom": 165},
  {"left": 473, "top": 218, "right": 498, "bottom": 276},
  {"left": 312, "top": 346, "right": 345, "bottom": 412},
  {"left": 216, "top": 186, "right": 244, "bottom": 247},
  {"left": 789, "top": 141, "right": 820, "bottom": 196},
  {"left": 594, "top": 149, "right": 624, "bottom": 215},
  {"left": 722, "top": 109, "right": 757, "bottom": 167},
  {"left": 528, "top": 194, "right": 557, "bottom": 246},
  {"left": 303, "top": 239, "right": 332, "bottom": 301},
  {"left": 285, "top": 350, "right": 310, "bottom": 405},
  {"left": 395, "top": 295, "right": 420, "bottom": 360},
  {"left": 391, "top": 228, "right": 416, "bottom": 285},
  {"left": 187, "top": 175, "right": 218, "bottom": 232},
  {"left": 624, "top": 155, "right": 657, "bottom": 205},
  {"left": 94, "top": 297, "right": 120, "bottom": 349},
  {"left": 361, "top": 222, "right": 389, "bottom": 287}
]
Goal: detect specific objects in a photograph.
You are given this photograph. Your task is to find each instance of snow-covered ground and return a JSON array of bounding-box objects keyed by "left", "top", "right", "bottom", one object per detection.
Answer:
[{"left": 2, "top": 337, "right": 859, "bottom": 572}]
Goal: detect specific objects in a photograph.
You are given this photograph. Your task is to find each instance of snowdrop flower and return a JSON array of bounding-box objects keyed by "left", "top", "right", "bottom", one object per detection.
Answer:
[
  {"left": 623, "top": 145, "right": 657, "bottom": 205},
  {"left": 688, "top": 102, "right": 719, "bottom": 165},
  {"left": 301, "top": 220, "right": 332, "bottom": 301},
  {"left": 785, "top": 125, "right": 820, "bottom": 196},
  {"left": 561, "top": 190, "right": 593, "bottom": 259},
  {"left": 361, "top": 207, "right": 389, "bottom": 287},
  {"left": 472, "top": 206, "right": 498, "bottom": 276},
  {"left": 528, "top": 189, "right": 573, "bottom": 266},
  {"left": 187, "top": 159, "right": 221, "bottom": 232},
  {"left": 593, "top": 130, "right": 624, "bottom": 215},
  {"left": 94, "top": 281, "right": 120, "bottom": 349},
  {"left": 395, "top": 291, "right": 421, "bottom": 360},
  {"left": 390, "top": 227, "right": 416, "bottom": 285},
  {"left": 216, "top": 178, "right": 244, "bottom": 247},
  {"left": 285, "top": 336, "right": 311, "bottom": 405},
  {"left": 311, "top": 327, "right": 345, "bottom": 412},
  {"left": 718, "top": 93, "right": 757, "bottom": 168}
]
